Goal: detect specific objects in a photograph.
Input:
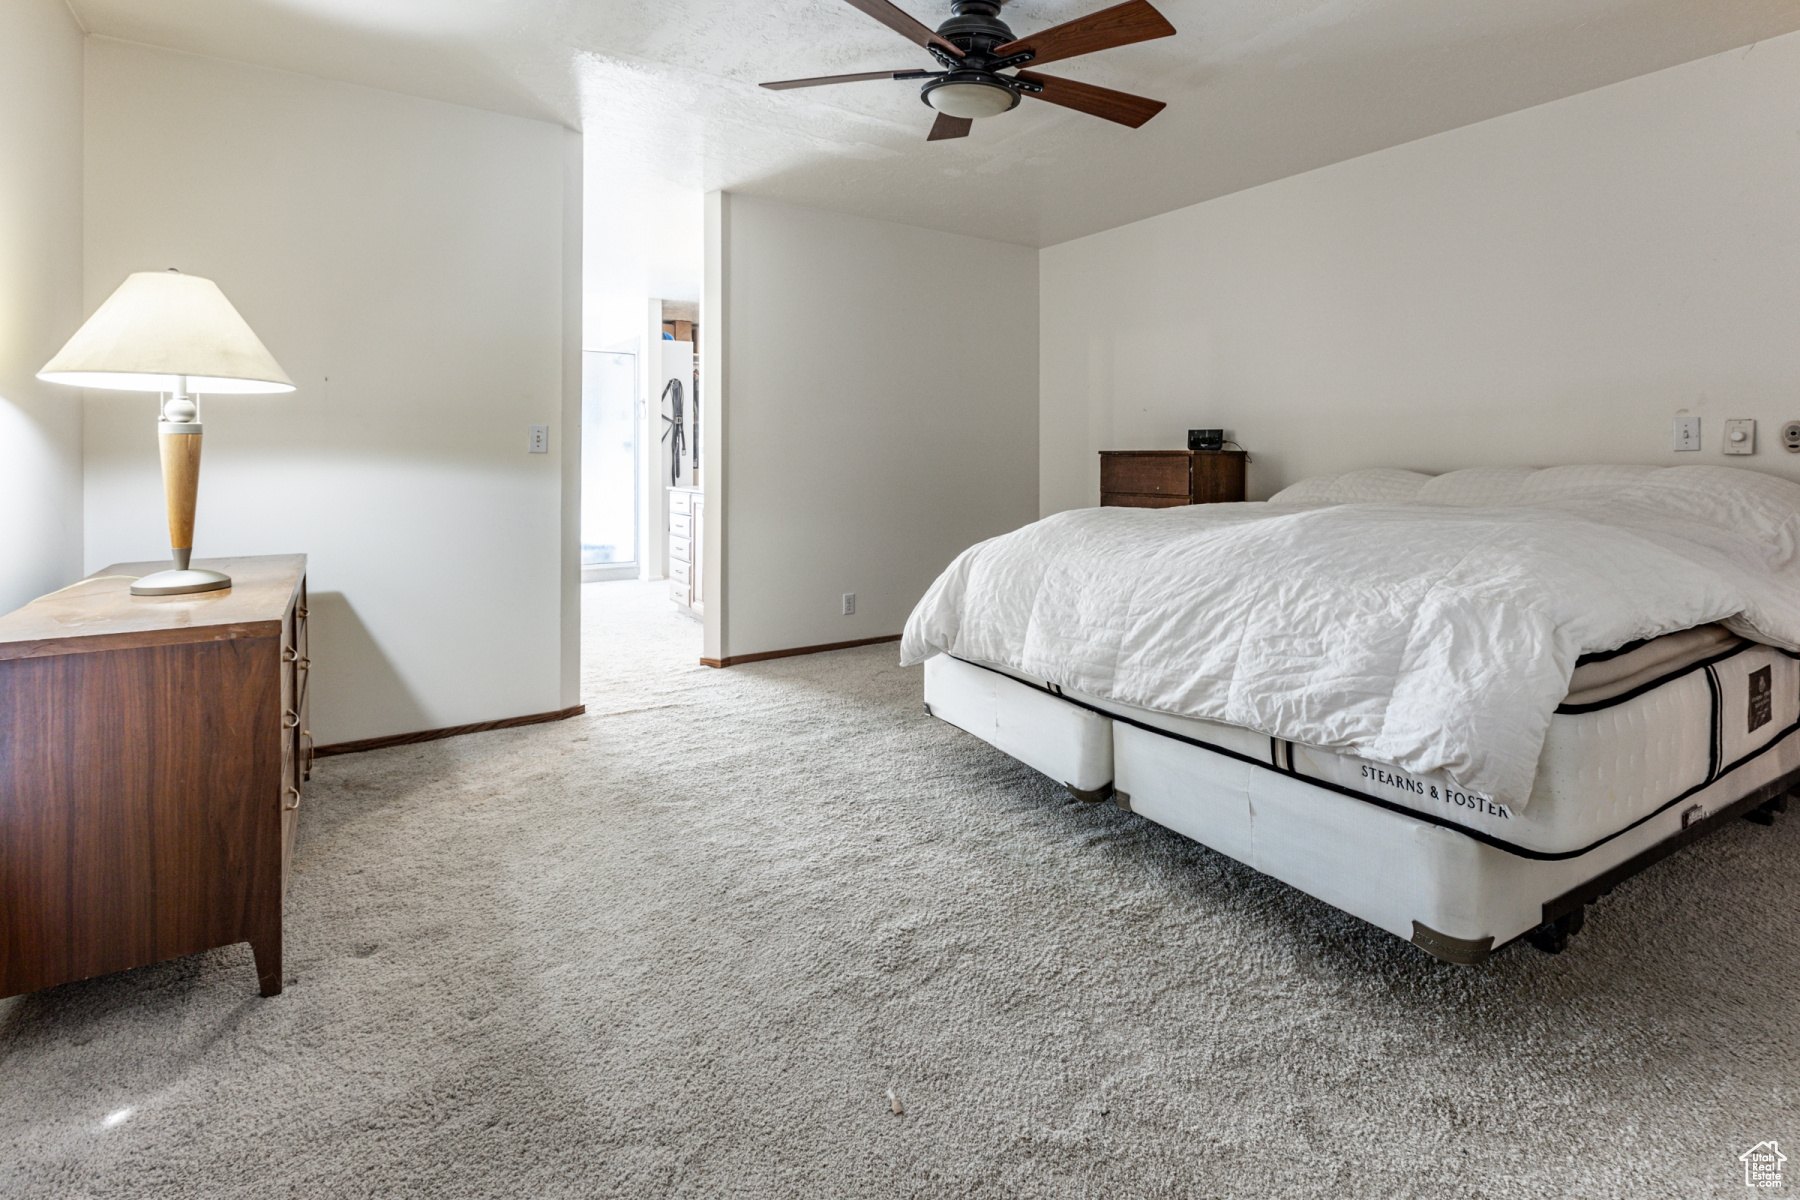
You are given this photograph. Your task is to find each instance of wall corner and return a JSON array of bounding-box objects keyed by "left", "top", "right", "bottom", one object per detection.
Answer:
[
  {"left": 700, "top": 190, "right": 728, "bottom": 664},
  {"left": 559, "top": 126, "right": 584, "bottom": 708}
]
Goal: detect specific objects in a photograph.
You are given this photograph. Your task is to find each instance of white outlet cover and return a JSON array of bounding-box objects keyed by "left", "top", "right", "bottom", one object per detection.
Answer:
[
  {"left": 1672, "top": 417, "right": 1701, "bottom": 452},
  {"left": 1723, "top": 418, "right": 1756, "bottom": 455},
  {"left": 529, "top": 424, "right": 549, "bottom": 453}
]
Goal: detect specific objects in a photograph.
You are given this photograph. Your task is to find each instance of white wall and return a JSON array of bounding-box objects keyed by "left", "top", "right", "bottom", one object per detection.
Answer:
[
  {"left": 705, "top": 194, "right": 1037, "bottom": 661},
  {"left": 0, "top": 0, "right": 85, "bottom": 614},
  {"left": 1041, "top": 30, "right": 1800, "bottom": 513},
  {"left": 83, "top": 40, "right": 582, "bottom": 744}
]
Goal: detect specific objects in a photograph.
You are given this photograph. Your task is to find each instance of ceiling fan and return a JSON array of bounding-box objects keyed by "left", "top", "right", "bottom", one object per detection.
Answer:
[{"left": 761, "top": 0, "right": 1176, "bottom": 141}]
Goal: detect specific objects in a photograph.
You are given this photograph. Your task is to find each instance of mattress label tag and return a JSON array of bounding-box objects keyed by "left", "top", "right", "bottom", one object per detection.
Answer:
[
  {"left": 1749, "top": 665, "right": 1773, "bottom": 732},
  {"left": 1360, "top": 763, "right": 1512, "bottom": 819}
]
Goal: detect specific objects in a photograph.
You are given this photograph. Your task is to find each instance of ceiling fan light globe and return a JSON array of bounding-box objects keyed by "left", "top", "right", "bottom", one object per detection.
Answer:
[{"left": 923, "top": 79, "right": 1017, "bottom": 119}]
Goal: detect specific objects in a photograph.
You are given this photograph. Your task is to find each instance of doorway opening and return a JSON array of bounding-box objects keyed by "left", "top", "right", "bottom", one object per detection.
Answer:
[
  {"left": 581, "top": 348, "right": 638, "bottom": 582},
  {"left": 576, "top": 137, "right": 705, "bottom": 679},
  {"left": 655, "top": 301, "right": 701, "bottom": 620}
]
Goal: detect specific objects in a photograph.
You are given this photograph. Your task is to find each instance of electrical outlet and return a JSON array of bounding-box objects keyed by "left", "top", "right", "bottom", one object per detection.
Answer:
[
  {"left": 1782, "top": 421, "right": 1800, "bottom": 453},
  {"left": 1723, "top": 418, "right": 1756, "bottom": 455},
  {"left": 529, "top": 424, "right": 549, "bottom": 454},
  {"left": 1672, "top": 417, "right": 1700, "bottom": 452},
  {"left": 842, "top": 592, "right": 855, "bottom": 616}
]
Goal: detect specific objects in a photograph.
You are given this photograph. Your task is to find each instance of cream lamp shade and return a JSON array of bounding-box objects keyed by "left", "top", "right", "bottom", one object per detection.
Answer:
[{"left": 38, "top": 270, "right": 295, "bottom": 394}]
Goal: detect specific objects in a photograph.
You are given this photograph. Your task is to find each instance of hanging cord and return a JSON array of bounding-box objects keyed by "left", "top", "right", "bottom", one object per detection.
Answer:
[{"left": 660, "top": 377, "right": 686, "bottom": 486}]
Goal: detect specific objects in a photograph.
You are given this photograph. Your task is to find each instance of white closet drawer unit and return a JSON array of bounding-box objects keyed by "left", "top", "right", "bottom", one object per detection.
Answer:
[{"left": 668, "top": 485, "right": 703, "bottom": 619}]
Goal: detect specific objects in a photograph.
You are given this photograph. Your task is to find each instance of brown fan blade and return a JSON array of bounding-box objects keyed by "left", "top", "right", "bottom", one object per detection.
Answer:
[
  {"left": 1017, "top": 70, "right": 1165, "bottom": 128},
  {"left": 840, "top": 0, "right": 964, "bottom": 58},
  {"left": 927, "top": 112, "right": 973, "bottom": 140},
  {"left": 994, "top": 0, "right": 1174, "bottom": 68},
  {"left": 1015, "top": 70, "right": 1166, "bottom": 127},
  {"left": 762, "top": 69, "right": 932, "bottom": 90}
]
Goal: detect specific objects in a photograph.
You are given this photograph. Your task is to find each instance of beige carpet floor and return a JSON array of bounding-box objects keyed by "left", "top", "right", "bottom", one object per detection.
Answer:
[{"left": 2, "top": 580, "right": 1797, "bottom": 1198}]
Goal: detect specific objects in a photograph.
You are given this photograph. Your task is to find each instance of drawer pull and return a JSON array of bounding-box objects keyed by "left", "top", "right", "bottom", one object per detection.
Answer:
[
  {"left": 284, "top": 785, "right": 302, "bottom": 812},
  {"left": 283, "top": 709, "right": 300, "bottom": 729}
]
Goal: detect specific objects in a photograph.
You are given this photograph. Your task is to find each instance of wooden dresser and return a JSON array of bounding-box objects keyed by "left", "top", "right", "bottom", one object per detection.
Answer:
[
  {"left": 669, "top": 486, "right": 703, "bottom": 618},
  {"left": 1100, "top": 450, "right": 1248, "bottom": 507},
  {"left": 0, "top": 554, "right": 309, "bottom": 1000}
]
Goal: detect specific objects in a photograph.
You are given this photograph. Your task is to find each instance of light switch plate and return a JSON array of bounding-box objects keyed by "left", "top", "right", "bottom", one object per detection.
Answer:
[
  {"left": 1672, "top": 417, "right": 1700, "bottom": 452},
  {"left": 529, "top": 424, "right": 549, "bottom": 454},
  {"left": 1723, "top": 418, "right": 1756, "bottom": 455}
]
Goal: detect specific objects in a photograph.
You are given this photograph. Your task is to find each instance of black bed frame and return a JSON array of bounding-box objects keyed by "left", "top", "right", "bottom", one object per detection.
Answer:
[{"left": 1519, "top": 770, "right": 1793, "bottom": 955}]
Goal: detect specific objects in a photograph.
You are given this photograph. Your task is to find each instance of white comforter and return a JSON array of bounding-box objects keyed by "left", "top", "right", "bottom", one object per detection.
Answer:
[{"left": 901, "top": 465, "right": 1800, "bottom": 806}]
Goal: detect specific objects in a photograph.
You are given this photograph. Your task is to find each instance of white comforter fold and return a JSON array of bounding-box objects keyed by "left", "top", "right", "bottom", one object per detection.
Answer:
[{"left": 901, "top": 467, "right": 1800, "bottom": 806}]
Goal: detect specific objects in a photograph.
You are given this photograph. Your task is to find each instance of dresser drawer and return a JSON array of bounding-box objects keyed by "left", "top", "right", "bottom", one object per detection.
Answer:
[
  {"left": 669, "top": 489, "right": 692, "bottom": 516},
  {"left": 1192, "top": 451, "right": 1248, "bottom": 503},
  {"left": 1100, "top": 452, "right": 1189, "bottom": 497},
  {"left": 670, "top": 534, "right": 691, "bottom": 564},
  {"left": 669, "top": 512, "right": 693, "bottom": 540},
  {"left": 671, "top": 558, "right": 692, "bottom": 587},
  {"left": 671, "top": 578, "right": 692, "bottom": 606},
  {"left": 1102, "top": 492, "right": 1191, "bottom": 509}
]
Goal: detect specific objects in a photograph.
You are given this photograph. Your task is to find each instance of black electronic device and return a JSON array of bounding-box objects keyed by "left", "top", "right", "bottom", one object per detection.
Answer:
[{"left": 1188, "top": 428, "right": 1224, "bottom": 452}]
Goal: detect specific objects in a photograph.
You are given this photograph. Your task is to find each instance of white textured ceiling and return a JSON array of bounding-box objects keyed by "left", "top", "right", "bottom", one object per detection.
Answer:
[{"left": 67, "top": 0, "right": 1800, "bottom": 247}]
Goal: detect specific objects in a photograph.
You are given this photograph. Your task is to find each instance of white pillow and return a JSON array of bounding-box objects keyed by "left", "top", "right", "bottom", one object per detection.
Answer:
[
  {"left": 1416, "top": 464, "right": 1657, "bottom": 506},
  {"left": 1516, "top": 464, "right": 1660, "bottom": 501},
  {"left": 1553, "top": 465, "right": 1800, "bottom": 567},
  {"left": 1412, "top": 466, "right": 1538, "bottom": 506},
  {"left": 1411, "top": 463, "right": 1800, "bottom": 567},
  {"left": 1268, "top": 464, "right": 1800, "bottom": 566},
  {"left": 1267, "top": 468, "right": 1433, "bottom": 506}
]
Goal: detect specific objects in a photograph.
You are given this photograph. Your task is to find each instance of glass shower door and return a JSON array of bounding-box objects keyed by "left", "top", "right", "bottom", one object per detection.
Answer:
[{"left": 581, "top": 350, "right": 638, "bottom": 579}]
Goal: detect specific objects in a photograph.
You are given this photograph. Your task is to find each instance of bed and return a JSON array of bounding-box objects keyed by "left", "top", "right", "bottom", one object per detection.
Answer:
[{"left": 902, "top": 464, "right": 1800, "bottom": 962}]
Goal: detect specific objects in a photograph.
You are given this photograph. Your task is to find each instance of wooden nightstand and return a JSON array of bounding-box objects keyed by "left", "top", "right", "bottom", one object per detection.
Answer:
[
  {"left": 1100, "top": 449, "right": 1247, "bottom": 508},
  {"left": 0, "top": 555, "right": 309, "bottom": 1000}
]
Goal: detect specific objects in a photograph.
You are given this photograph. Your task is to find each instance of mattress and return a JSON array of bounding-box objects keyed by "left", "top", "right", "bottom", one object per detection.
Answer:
[
  {"left": 903, "top": 465, "right": 1800, "bottom": 806},
  {"left": 939, "top": 624, "right": 1800, "bottom": 856}
]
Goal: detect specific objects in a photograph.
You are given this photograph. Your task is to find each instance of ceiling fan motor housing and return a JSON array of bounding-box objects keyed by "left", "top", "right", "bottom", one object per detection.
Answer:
[
  {"left": 937, "top": 0, "right": 1015, "bottom": 53},
  {"left": 923, "top": 0, "right": 1027, "bottom": 118}
]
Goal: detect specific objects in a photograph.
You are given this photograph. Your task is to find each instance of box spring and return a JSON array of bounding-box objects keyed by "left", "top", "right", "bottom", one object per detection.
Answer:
[{"left": 921, "top": 638, "right": 1799, "bottom": 962}]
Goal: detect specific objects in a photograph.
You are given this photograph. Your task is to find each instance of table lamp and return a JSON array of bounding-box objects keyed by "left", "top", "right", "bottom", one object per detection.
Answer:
[{"left": 39, "top": 270, "right": 294, "bottom": 596}]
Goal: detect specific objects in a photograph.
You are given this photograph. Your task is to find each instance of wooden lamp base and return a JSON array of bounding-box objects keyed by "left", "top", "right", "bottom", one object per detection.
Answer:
[{"left": 132, "top": 421, "right": 231, "bottom": 597}]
